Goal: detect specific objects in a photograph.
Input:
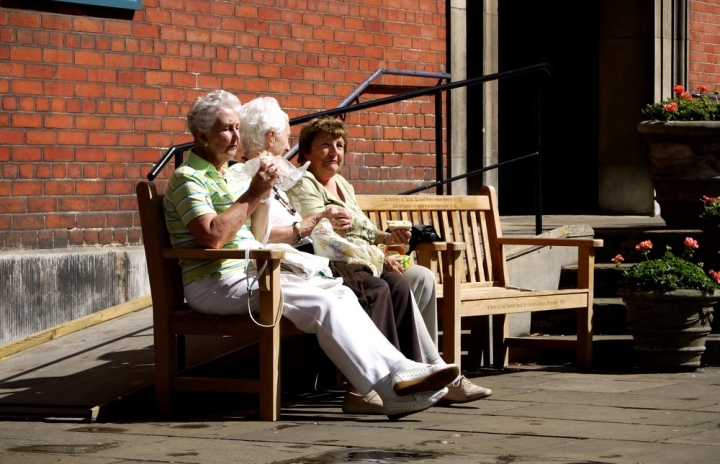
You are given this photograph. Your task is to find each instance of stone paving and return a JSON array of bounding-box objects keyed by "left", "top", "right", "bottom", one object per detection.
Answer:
[{"left": 1, "top": 307, "right": 720, "bottom": 463}]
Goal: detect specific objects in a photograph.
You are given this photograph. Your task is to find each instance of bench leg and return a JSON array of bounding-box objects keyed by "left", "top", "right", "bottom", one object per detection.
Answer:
[
  {"left": 154, "top": 328, "right": 177, "bottom": 416},
  {"left": 462, "top": 316, "right": 490, "bottom": 369},
  {"left": 491, "top": 314, "right": 509, "bottom": 368},
  {"left": 576, "top": 304, "right": 593, "bottom": 371},
  {"left": 576, "top": 246, "right": 594, "bottom": 371},
  {"left": 258, "top": 258, "right": 283, "bottom": 421}
]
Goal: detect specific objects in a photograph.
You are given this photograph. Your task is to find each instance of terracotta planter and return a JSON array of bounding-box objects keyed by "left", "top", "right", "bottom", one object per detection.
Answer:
[
  {"left": 619, "top": 289, "right": 719, "bottom": 370},
  {"left": 637, "top": 121, "right": 720, "bottom": 227}
]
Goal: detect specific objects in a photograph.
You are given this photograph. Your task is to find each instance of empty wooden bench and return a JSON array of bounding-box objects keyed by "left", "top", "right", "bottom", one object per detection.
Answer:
[{"left": 356, "top": 185, "right": 603, "bottom": 370}]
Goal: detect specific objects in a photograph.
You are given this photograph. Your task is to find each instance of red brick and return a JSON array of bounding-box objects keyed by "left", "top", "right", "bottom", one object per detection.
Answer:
[
  {"left": 18, "top": 163, "right": 34, "bottom": 179},
  {"left": 76, "top": 180, "right": 106, "bottom": 195},
  {"left": 119, "top": 196, "right": 139, "bottom": 211},
  {"left": 44, "top": 114, "right": 72, "bottom": 129},
  {"left": 44, "top": 180, "right": 73, "bottom": 195},
  {"left": 36, "top": 163, "right": 51, "bottom": 178},
  {"left": 105, "top": 116, "right": 133, "bottom": 131},
  {"left": 9, "top": 11, "right": 41, "bottom": 28},
  {"left": 51, "top": 164, "right": 67, "bottom": 178},
  {"left": 68, "top": 229, "right": 85, "bottom": 246},
  {"left": 76, "top": 212, "right": 105, "bottom": 228},
  {"left": 59, "top": 197, "right": 89, "bottom": 212},
  {"left": 119, "top": 132, "right": 146, "bottom": 147},
  {"left": 89, "top": 196, "right": 117, "bottom": 210},
  {"left": 0, "top": 197, "right": 25, "bottom": 213},
  {"left": 14, "top": 214, "right": 44, "bottom": 230},
  {"left": 106, "top": 212, "right": 134, "bottom": 227},
  {"left": 36, "top": 230, "right": 54, "bottom": 248},
  {"left": 27, "top": 197, "right": 56, "bottom": 212},
  {"left": 12, "top": 113, "right": 41, "bottom": 128},
  {"left": 88, "top": 132, "right": 118, "bottom": 146},
  {"left": 88, "top": 69, "right": 116, "bottom": 83},
  {"left": 58, "top": 131, "right": 88, "bottom": 145},
  {"left": 45, "top": 213, "right": 75, "bottom": 229},
  {"left": 106, "top": 181, "right": 133, "bottom": 195}
]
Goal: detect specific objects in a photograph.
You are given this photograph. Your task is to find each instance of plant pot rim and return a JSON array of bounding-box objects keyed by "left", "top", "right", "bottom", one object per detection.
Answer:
[
  {"left": 638, "top": 120, "right": 720, "bottom": 136},
  {"left": 619, "top": 288, "right": 720, "bottom": 301}
]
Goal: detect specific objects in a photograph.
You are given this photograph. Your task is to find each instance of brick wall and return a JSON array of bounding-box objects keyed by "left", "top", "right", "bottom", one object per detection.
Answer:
[
  {"left": 689, "top": 0, "right": 720, "bottom": 90},
  {"left": 0, "top": 0, "right": 447, "bottom": 250}
]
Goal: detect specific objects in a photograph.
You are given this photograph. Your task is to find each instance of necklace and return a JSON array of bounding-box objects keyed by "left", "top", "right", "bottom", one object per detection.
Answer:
[{"left": 272, "top": 188, "right": 297, "bottom": 216}]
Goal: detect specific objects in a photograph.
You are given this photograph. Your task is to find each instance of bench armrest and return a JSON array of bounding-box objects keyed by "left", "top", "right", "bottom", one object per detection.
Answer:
[
  {"left": 495, "top": 237, "right": 604, "bottom": 248},
  {"left": 161, "top": 248, "right": 286, "bottom": 260}
]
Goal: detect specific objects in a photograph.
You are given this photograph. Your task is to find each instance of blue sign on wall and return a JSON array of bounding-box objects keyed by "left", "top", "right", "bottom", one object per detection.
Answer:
[{"left": 53, "top": 0, "right": 142, "bottom": 10}]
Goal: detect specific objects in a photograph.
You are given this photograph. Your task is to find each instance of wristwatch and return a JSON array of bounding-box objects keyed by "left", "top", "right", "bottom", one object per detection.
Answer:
[{"left": 292, "top": 221, "right": 302, "bottom": 244}]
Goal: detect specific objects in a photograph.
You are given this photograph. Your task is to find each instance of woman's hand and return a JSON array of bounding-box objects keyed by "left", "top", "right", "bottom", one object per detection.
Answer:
[
  {"left": 246, "top": 158, "right": 281, "bottom": 201},
  {"left": 383, "top": 254, "right": 405, "bottom": 274},
  {"left": 323, "top": 206, "right": 353, "bottom": 230},
  {"left": 385, "top": 228, "right": 411, "bottom": 245}
]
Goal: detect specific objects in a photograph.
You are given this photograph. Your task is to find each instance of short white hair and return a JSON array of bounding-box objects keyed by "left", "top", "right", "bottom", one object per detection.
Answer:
[
  {"left": 238, "top": 96, "right": 289, "bottom": 153},
  {"left": 186, "top": 90, "right": 242, "bottom": 136}
]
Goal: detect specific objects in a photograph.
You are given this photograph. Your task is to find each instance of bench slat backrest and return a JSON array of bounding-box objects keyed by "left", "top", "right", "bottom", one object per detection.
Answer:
[
  {"left": 356, "top": 187, "right": 508, "bottom": 287},
  {"left": 137, "top": 181, "right": 186, "bottom": 318}
]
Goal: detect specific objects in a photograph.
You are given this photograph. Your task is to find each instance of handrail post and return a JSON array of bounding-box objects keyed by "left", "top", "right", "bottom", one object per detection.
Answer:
[
  {"left": 533, "top": 70, "right": 543, "bottom": 235},
  {"left": 435, "top": 89, "right": 444, "bottom": 195}
]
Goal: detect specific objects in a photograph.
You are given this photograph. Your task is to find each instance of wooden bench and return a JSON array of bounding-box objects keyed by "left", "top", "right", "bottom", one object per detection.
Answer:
[
  {"left": 136, "top": 180, "right": 302, "bottom": 421},
  {"left": 356, "top": 185, "right": 603, "bottom": 370}
]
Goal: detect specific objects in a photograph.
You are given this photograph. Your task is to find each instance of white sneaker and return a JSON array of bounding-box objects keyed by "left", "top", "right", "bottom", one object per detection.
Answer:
[{"left": 392, "top": 363, "right": 459, "bottom": 396}]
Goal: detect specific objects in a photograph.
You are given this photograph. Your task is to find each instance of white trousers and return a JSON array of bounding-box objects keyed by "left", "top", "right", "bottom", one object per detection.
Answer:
[{"left": 184, "top": 270, "right": 405, "bottom": 394}]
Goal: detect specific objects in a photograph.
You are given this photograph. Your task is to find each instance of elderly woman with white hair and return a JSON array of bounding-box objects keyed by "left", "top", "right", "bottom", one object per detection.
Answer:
[{"left": 163, "top": 90, "right": 458, "bottom": 420}]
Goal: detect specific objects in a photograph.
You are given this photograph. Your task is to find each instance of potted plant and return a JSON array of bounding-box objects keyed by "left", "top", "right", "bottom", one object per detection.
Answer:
[
  {"left": 700, "top": 195, "right": 720, "bottom": 227},
  {"left": 615, "top": 237, "right": 720, "bottom": 370},
  {"left": 638, "top": 85, "right": 720, "bottom": 227}
]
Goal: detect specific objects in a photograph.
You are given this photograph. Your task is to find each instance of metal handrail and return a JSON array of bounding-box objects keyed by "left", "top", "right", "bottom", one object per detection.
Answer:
[
  {"left": 146, "top": 68, "right": 450, "bottom": 181},
  {"left": 148, "top": 63, "right": 554, "bottom": 234}
]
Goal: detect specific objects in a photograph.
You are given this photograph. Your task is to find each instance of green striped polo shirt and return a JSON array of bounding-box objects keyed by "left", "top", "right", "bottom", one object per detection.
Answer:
[{"left": 163, "top": 151, "right": 256, "bottom": 286}]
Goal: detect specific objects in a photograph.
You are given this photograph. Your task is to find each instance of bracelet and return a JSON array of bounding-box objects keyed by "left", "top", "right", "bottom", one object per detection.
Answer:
[
  {"left": 259, "top": 194, "right": 272, "bottom": 204},
  {"left": 292, "top": 221, "right": 303, "bottom": 243}
]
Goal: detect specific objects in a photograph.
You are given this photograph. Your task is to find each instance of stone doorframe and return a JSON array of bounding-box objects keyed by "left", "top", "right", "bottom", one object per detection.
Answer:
[{"left": 448, "top": 0, "right": 499, "bottom": 196}]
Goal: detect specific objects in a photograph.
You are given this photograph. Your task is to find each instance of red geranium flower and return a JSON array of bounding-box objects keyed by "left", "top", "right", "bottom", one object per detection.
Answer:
[
  {"left": 709, "top": 270, "right": 720, "bottom": 285},
  {"left": 679, "top": 91, "right": 693, "bottom": 100},
  {"left": 635, "top": 240, "right": 652, "bottom": 251},
  {"left": 684, "top": 237, "right": 699, "bottom": 250},
  {"left": 698, "top": 85, "right": 711, "bottom": 93},
  {"left": 663, "top": 102, "right": 678, "bottom": 112},
  {"left": 611, "top": 254, "right": 624, "bottom": 267},
  {"left": 673, "top": 84, "right": 685, "bottom": 94}
]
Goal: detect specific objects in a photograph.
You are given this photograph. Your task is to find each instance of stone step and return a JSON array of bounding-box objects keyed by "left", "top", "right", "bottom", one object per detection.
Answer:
[
  {"left": 560, "top": 263, "right": 624, "bottom": 299},
  {"left": 530, "top": 297, "right": 628, "bottom": 336}
]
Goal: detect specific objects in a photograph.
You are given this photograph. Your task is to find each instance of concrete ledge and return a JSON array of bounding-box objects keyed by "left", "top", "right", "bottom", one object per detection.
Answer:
[{"left": 0, "top": 246, "right": 150, "bottom": 346}]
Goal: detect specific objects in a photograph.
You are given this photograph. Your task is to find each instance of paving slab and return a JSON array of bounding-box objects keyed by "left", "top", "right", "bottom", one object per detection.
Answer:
[
  {"left": 524, "top": 437, "right": 720, "bottom": 464},
  {"left": 488, "top": 402, "right": 720, "bottom": 427},
  {"left": 234, "top": 421, "right": 572, "bottom": 456},
  {"left": 424, "top": 413, "right": 701, "bottom": 442},
  {"left": 497, "top": 389, "right": 720, "bottom": 410}
]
